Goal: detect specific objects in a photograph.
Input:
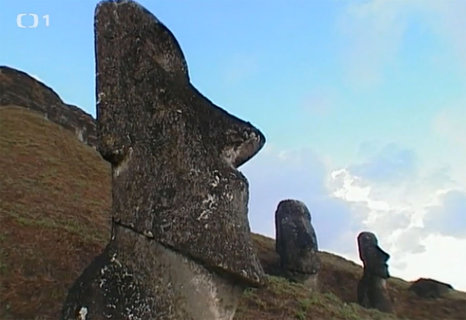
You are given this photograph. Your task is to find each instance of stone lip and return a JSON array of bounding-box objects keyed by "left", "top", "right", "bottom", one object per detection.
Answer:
[
  {"left": 0, "top": 66, "right": 97, "bottom": 148},
  {"left": 95, "top": 0, "right": 265, "bottom": 285}
]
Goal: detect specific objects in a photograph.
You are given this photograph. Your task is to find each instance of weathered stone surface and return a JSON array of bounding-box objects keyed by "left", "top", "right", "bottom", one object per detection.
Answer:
[
  {"left": 62, "top": 0, "right": 265, "bottom": 318},
  {"left": 94, "top": 0, "right": 265, "bottom": 284},
  {"left": 409, "top": 278, "right": 453, "bottom": 299},
  {"left": 62, "top": 225, "right": 242, "bottom": 320},
  {"left": 357, "top": 232, "right": 393, "bottom": 313},
  {"left": 275, "top": 200, "right": 320, "bottom": 283},
  {"left": 0, "top": 66, "right": 97, "bottom": 148}
]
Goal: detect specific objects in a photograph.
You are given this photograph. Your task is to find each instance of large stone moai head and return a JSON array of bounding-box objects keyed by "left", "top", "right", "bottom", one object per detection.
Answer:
[
  {"left": 96, "top": 0, "right": 265, "bottom": 283},
  {"left": 275, "top": 200, "right": 320, "bottom": 279},
  {"left": 357, "top": 231, "right": 393, "bottom": 313},
  {"left": 357, "top": 231, "right": 390, "bottom": 278},
  {"left": 62, "top": 1, "right": 265, "bottom": 319}
]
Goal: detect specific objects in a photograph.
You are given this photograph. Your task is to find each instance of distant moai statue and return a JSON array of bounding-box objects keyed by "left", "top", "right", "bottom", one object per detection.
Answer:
[
  {"left": 357, "top": 232, "right": 393, "bottom": 313},
  {"left": 61, "top": 1, "right": 265, "bottom": 319},
  {"left": 275, "top": 199, "right": 320, "bottom": 288}
]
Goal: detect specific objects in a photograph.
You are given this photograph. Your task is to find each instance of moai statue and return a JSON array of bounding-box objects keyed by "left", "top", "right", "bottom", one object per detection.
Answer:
[
  {"left": 357, "top": 232, "right": 393, "bottom": 313},
  {"left": 61, "top": 1, "right": 265, "bottom": 319},
  {"left": 275, "top": 200, "right": 320, "bottom": 288}
]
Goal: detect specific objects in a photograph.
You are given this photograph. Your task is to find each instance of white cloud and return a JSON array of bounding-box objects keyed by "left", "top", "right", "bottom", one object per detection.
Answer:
[
  {"left": 243, "top": 142, "right": 466, "bottom": 290},
  {"left": 326, "top": 144, "right": 466, "bottom": 290},
  {"left": 393, "top": 234, "right": 466, "bottom": 291},
  {"left": 433, "top": 105, "right": 466, "bottom": 150},
  {"left": 350, "top": 143, "right": 418, "bottom": 184},
  {"left": 391, "top": 227, "right": 426, "bottom": 255},
  {"left": 242, "top": 145, "right": 355, "bottom": 250},
  {"left": 330, "top": 168, "right": 390, "bottom": 212},
  {"left": 424, "top": 190, "right": 466, "bottom": 238},
  {"left": 329, "top": 167, "right": 416, "bottom": 241}
]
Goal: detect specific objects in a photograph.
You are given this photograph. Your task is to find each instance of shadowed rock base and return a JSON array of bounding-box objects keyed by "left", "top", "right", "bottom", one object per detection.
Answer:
[
  {"left": 303, "top": 274, "right": 319, "bottom": 291},
  {"left": 409, "top": 278, "right": 453, "bottom": 299},
  {"left": 62, "top": 224, "right": 242, "bottom": 320},
  {"left": 357, "top": 274, "right": 393, "bottom": 313}
]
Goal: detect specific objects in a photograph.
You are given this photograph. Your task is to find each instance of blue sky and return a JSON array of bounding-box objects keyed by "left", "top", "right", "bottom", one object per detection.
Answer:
[{"left": 2, "top": 1, "right": 466, "bottom": 290}]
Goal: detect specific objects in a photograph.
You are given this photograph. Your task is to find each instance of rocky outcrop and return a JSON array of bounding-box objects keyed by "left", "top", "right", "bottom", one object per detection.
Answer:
[
  {"left": 61, "top": 1, "right": 265, "bottom": 319},
  {"left": 0, "top": 66, "right": 97, "bottom": 148},
  {"left": 275, "top": 200, "right": 320, "bottom": 287},
  {"left": 357, "top": 232, "right": 393, "bottom": 313},
  {"left": 409, "top": 278, "right": 453, "bottom": 299}
]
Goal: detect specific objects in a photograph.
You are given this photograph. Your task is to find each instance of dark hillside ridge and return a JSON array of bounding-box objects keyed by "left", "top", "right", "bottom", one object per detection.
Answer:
[{"left": 0, "top": 66, "right": 97, "bottom": 148}]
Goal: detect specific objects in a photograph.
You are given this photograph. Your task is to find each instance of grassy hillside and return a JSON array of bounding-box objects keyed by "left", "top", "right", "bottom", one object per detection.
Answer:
[
  {"left": 244, "top": 234, "right": 466, "bottom": 320},
  {"left": 0, "top": 106, "right": 111, "bottom": 319},
  {"left": 1, "top": 106, "right": 465, "bottom": 319}
]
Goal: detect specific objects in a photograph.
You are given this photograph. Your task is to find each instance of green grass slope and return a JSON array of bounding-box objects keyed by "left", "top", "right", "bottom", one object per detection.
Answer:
[
  {"left": 0, "top": 106, "right": 111, "bottom": 319},
  {"left": 0, "top": 106, "right": 465, "bottom": 320},
  {"left": 246, "top": 234, "right": 466, "bottom": 320}
]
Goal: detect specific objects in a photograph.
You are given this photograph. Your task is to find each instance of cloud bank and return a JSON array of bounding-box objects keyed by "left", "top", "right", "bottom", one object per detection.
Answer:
[{"left": 243, "top": 142, "right": 466, "bottom": 290}]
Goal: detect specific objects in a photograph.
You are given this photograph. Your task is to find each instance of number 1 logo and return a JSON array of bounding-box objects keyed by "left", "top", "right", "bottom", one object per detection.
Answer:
[{"left": 17, "top": 14, "right": 50, "bottom": 28}]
